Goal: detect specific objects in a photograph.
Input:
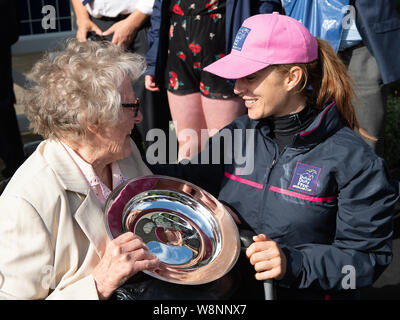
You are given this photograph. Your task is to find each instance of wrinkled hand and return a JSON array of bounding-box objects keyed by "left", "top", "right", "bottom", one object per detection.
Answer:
[
  {"left": 144, "top": 75, "right": 160, "bottom": 92},
  {"left": 76, "top": 18, "right": 103, "bottom": 42},
  {"left": 102, "top": 18, "right": 138, "bottom": 49},
  {"left": 246, "top": 234, "right": 286, "bottom": 281},
  {"left": 92, "top": 232, "right": 160, "bottom": 300}
]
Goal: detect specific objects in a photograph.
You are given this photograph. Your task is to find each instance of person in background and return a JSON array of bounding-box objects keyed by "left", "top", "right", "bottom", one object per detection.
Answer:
[
  {"left": 338, "top": 0, "right": 400, "bottom": 157},
  {"left": 0, "top": 0, "right": 25, "bottom": 179},
  {"left": 282, "top": 0, "right": 400, "bottom": 157},
  {"left": 71, "top": 0, "right": 171, "bottom": 154},
  {"left": 0, "top": 40, "right": 159, "bottom": 299},
  {"left": 145, "top": 0, "right": 282, "bottom": 161},
  {"left": 151, "top": 13, "right": 399, "bottom": 300}
]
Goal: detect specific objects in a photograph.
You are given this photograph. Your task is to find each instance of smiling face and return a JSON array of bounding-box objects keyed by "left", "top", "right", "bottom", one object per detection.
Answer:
[
  {"left": 93, "top": 76, "right": 143, "bottom": 163},
  {"left": 234, "top": 66, "right": 305, "bottom": 119}
]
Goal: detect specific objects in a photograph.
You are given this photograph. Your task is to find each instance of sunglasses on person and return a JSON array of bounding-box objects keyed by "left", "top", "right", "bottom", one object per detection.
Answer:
[{"left": 121, "top": 98, "right": 140, "bottom": 117}]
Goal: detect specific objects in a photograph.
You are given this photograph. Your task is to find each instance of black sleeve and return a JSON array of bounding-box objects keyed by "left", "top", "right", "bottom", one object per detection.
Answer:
[{"left": 0, "top": 0, "right": 20, "bottom": 45}]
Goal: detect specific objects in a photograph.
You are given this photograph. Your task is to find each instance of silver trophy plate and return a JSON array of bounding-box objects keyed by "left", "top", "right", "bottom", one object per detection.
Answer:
[{"left": 104, "top": 175, "right": 240, "bottom": 285}]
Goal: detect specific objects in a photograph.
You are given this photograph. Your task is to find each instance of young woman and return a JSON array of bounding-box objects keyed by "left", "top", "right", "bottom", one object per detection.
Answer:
[{"left": 151, "top": 13, "right": 399, "bottom": 299}]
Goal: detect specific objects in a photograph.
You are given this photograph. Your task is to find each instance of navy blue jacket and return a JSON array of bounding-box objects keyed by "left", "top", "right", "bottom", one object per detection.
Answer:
[
  {"left": 145, "top": 0, "right": 282, "bottom": 86},
  {"left": 354, "top": 0, "right": 400, "bottom": 84},
  {"left": 150, "top": 102, "right": 399, "bottom": 298}
]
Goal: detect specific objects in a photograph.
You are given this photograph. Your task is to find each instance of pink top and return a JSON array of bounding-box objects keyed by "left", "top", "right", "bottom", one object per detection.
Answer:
[{"left": 62, "top": 142, "right": 128, "bottom": 207}]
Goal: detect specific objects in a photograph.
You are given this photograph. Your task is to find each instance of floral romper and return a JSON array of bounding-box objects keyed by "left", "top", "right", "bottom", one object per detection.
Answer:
[{"left": 165, "top": 0, "right": 235, "bottom": 99}]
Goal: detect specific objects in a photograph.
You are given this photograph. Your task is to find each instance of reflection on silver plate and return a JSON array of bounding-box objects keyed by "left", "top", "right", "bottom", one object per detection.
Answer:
[{"left": 104, "top": 175, "right": 240, "bottom": 285}]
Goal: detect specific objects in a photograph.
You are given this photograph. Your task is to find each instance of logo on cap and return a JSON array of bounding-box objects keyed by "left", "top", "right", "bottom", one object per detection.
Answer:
[{"left": 232, "top": 26, "right": 251, "bottom": 51}]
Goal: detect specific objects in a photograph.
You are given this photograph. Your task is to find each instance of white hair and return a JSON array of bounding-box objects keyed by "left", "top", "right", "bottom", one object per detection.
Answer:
[{"left": 23, "top": 38, "right": 146, "bottom": 140}]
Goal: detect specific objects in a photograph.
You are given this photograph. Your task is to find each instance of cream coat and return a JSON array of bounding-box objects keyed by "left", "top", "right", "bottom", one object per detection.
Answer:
[{"left": 0, "top": 139, "right": 152, "bottom": 299}]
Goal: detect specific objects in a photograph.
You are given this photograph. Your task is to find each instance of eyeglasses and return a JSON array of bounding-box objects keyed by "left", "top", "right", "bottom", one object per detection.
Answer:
[{"left": 121, "top": 98, "right": 140, "bottom": 117}]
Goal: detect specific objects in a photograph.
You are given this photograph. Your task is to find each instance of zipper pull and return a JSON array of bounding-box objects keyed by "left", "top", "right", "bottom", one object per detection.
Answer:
[{"left": 270, "top": 159, "right": 277, "bottom": 169}]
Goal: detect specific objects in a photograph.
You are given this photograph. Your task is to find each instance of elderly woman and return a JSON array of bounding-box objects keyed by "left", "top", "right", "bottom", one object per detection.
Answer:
[{"left": 0, "top": 39, "right": 160, "bottom": 299}]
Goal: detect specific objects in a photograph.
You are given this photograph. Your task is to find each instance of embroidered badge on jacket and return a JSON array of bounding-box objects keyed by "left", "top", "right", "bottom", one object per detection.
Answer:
[{"left": 289, "top": 162, "right": 321, "bottom": 195}]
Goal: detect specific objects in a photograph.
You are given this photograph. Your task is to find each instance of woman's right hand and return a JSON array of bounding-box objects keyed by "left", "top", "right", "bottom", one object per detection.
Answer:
[
  {"left": 76, "top": 17, "right": 103, "bottom": 42},
  {"left": 92, "top": 232, "right": 160, "bottom": 300},
  {"left": 145, "top": 75, "right": 160, "bottom": 92}
]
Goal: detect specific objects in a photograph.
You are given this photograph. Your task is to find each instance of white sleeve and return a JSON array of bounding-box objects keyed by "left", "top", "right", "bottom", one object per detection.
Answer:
[
  {"left": 46, "top": 275, "right": 99, "bottom": 300},
  {"left": 135, "top": 0, "right": 155, "bottom": 15},
  {"left": 0, "top": 196, "right": 53, "bottom": 299},
  {"left": 0, "top": 195, "right": 100, "bottom": 300}
]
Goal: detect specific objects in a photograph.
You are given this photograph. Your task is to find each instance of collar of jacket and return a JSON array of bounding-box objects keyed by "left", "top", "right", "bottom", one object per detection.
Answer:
[
  {"left": 255, "top": 101, "right": 343, "bottom": 147},
  {"left": 38, "top": 139, "right": 143, "bottom": 257},
  {"left": 40, "top": 139, "right": 138, "bottom": 195}
]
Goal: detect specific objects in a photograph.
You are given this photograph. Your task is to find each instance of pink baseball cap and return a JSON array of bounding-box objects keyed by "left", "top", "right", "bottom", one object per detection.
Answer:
[{"left": 203, "top": 12, "right": 318, "bottom": 79}]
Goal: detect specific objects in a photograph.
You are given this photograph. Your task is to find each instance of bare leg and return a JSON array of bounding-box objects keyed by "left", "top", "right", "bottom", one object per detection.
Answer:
[
  {"left": 167, "top": 91, "right": 207, "bottom": 161},
  {"left": 201, "top": 95, "right": 246, "bottom": 135}
]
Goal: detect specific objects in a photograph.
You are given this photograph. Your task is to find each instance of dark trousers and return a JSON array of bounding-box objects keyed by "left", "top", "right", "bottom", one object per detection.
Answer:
[
  {"left": 91, "top": 16, "right": 171, "bottom": 154},
  {"left": 0, "top": 46, "right": 25, "bottom": 178}
]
